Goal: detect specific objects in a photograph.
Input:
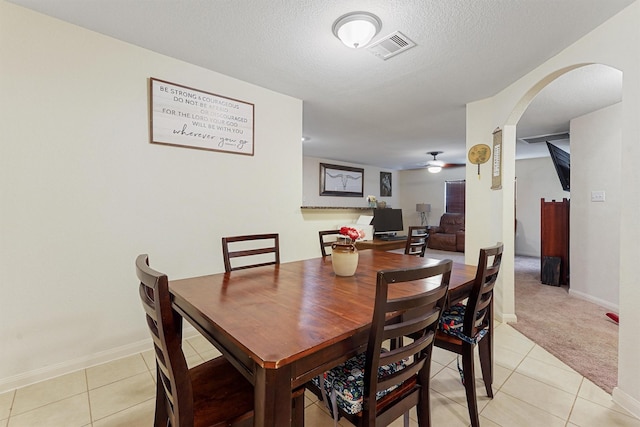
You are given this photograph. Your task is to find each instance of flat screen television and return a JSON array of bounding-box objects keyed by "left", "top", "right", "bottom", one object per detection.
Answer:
[
  {"left": 372, "top": 208, "right": 404, "bottom": 235},
  {"left": 547, "top": 142, "right": 570, "bottom": 192}
]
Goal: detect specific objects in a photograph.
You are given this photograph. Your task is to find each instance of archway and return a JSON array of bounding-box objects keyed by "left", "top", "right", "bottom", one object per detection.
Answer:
[{"left": 506, "top": 63, "right": 623, "bottom": 393}]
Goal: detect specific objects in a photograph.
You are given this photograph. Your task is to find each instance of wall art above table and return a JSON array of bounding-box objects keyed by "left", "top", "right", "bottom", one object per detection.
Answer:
[{"left": 149, "top": 78, "right": 254, "bottom": 156}]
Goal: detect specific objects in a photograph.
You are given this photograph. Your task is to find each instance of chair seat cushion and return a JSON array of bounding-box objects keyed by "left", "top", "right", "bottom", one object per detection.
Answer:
[
  {"left": 438, "top": 303, "right": 488, "bottom": 345},
  {"left": 313, "top": 350, "right": 406, "bottom": 415}
]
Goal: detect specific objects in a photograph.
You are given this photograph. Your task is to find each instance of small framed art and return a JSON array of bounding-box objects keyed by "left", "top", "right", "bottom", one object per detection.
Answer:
[{"left": 380, "top": 172, "right": 392, "bottom": 197}]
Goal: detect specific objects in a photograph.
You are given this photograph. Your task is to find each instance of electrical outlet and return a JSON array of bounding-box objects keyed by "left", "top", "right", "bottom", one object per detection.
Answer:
[{"left": 591, "top": 191, "right": 606, "bottom": 202}]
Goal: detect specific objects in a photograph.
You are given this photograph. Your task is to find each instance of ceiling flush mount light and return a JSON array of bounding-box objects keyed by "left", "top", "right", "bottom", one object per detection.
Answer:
[{"left": 332, "top": 12, "right": 381, "bottom": 49}]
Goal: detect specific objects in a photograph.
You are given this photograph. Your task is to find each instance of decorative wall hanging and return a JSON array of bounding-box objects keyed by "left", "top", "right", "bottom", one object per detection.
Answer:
[
  {"left": 380, "top": 171, "right": 392, "bottom": 197},
  {"left": 320, "top": 163, "right": 364, "bottom": 197},
  {"left": 149, "top": 78, "right": 254, "bottom": 155},
  {"left": 491, "top": 128, "right": 503, "bottom": 190},
  {"left": 468, "top": 144, "right": 491, "bottom": 178}
]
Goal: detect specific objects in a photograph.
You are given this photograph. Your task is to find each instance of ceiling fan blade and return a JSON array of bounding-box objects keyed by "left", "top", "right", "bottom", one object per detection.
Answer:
[
  {"left": 407, "top": 151, "right": 465, "bottom": 171},
  {"left": 442, "top": 162, "right": 466, "bottom": 168},
  {"left": 405, "top": 162, "right": 465, "bottom": 170}
]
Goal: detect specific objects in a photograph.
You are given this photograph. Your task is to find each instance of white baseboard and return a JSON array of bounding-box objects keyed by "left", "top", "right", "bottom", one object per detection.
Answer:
[
  {"left": 0, "top": 325, "right": 199, "bottom": 394},
  {"left": 0, "top": 338, "right": 153, "bottom": 394},
  {"left": 568, "top": 289, "right": 619, "bottom": 312},
  {"left": 515, "top": 251, "right": 539, "bottom": 258},
  {"left": 612, "top": 387, "right": 640, "bottom": 420},
  {"left": 496, "top": 312, "right": 518, "bottom": 324}
]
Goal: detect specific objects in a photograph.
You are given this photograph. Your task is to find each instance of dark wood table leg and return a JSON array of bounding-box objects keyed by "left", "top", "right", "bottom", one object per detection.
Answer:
[{"left": 255, "top": 365, "right": 294, "bottom": 427}]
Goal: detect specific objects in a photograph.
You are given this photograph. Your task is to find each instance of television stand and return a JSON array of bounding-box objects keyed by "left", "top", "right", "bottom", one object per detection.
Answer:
[
  {"left": 377, "top": 234, "right": 407, "bottom": 241},
  {"left": 356, "top": 236, "right": 408, "bottom": 251}
]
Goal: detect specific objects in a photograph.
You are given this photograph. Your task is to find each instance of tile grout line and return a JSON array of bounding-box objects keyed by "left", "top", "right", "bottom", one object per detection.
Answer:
[
  {"left": 564, "top": 377, "right": 583, "bottom": 427},
  {"left": 6, "top": 390, "right": 16, "bottom": 425},
  {"left": 496, "top": 343, "right": 582, "bottom": 425},
  {"left": 510, "top": 353, "right": 583, "bottom": 398},
  {"left": 84, "top": 368, "right": 94, "bottom": 427},
  {"left": 480, "top": 341, "right": 537, "bottom": 425}
]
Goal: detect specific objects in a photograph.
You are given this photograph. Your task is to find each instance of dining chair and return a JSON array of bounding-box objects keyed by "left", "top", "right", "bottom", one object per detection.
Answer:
[
  {"left": 319, "top": 229, "right": 341, "bottom": 256},
  {"left": 404, "top": 226, "right": 429, "bottom": 257},
  {"left": 138, "top": 254, "right": 306, "bottom": 427},
  {"left": 136, "top": 254, "right": 255, "bottom": 427},
  {"left": 315, "top": 259, "right": 452, "bottom": 427},
  {"left": 221, "top": 233, "right": 280, "bottom": 272},
  {"left": 434, "top": 242, "right": 503, "bottom": 427}
]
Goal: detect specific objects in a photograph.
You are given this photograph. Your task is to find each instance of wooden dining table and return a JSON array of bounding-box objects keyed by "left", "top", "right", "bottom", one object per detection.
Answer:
[{"left": 169, "top": 249, "right": 477, "bottom": 427}]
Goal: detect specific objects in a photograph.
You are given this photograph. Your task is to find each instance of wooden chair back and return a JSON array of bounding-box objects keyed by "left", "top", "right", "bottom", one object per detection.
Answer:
[
  {"left": 464, "top": 243, "right": 503, "bottom": 340},
  {"left": 222, "top": 233, "right": 280, "bottom": 272},
  {"left": 136, "top": 254, "right": 257, "bottom": 427},
  {"left": 318, "top": 229, "right": 341, "bottom": 257},
  {"left": 433, "top": 243, "right": 503, "bottom": 427},
  {"left": 136, "top": 254, "right": 194, "bottom": 426},
  {"left": 361, "top": 259, "right": 452, "bottom": 426},
  {"left": 404, "top": 226, "right": 429, "bottom": 256}
]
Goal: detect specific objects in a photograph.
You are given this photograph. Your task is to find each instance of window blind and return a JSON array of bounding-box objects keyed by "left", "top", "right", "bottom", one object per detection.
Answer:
[{"left": 445, "top": 180, "right": 465, "bottom": 213}]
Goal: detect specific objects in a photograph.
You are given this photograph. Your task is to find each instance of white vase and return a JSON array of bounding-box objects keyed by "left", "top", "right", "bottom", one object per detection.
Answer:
[{"left": 331, "top": 242, "right": 359, "bottom": 276}]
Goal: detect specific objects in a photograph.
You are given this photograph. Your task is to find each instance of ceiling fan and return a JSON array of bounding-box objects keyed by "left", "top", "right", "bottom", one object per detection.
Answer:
[{"left": 417, "top": 151, "right": 465, "bottom": 173}]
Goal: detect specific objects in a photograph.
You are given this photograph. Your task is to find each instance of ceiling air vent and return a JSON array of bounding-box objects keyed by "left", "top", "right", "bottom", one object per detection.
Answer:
[
  {"left": 519, "top": 132, "right": 570, "bottom": 144},
  {"left": 367, "top": 31, "right": 416, "bottom": 60}
]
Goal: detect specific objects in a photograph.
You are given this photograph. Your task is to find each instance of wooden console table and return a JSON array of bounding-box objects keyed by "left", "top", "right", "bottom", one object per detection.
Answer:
[{"left": 356, "top": 237, "right": 407, "bottom": 251}]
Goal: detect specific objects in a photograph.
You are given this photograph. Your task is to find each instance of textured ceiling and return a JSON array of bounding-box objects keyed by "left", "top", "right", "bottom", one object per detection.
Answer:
[{"left": 9, "top": 0, "right": 629, "bottom": 169}]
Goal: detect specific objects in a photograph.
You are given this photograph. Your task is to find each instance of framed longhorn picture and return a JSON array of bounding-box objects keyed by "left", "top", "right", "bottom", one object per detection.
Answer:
[{"left": 319, "top": 163, "right": 364, "bottom": 197}]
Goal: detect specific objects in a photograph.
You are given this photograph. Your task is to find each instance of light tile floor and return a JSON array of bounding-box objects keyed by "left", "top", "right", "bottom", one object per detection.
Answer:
[{"left": 1, "top": 322, "right": 639, "bottom": 427}]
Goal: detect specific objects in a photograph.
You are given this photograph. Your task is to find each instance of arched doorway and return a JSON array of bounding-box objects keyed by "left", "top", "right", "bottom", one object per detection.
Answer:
[{"left": 507, "top": 63, "right": 622, "bottom": 393}]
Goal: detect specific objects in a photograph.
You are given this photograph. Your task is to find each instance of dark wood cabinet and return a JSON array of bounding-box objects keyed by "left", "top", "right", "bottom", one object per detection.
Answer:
[{"left": 540, "top": 198, "right": 570, "bottom": 286}]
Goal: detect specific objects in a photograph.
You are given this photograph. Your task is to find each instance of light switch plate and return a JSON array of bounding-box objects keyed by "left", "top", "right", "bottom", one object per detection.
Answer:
[{"left": 591, "top": 191, "right": 606, "bottom": 202}]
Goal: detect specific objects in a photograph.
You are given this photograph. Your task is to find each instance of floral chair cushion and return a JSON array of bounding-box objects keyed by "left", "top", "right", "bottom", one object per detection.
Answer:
[
  {"left": 438, "top": 303, "right": 488, "bottom": 345},
  {"left": 312, "top": 350, "right": 406, "bottom": 418}
]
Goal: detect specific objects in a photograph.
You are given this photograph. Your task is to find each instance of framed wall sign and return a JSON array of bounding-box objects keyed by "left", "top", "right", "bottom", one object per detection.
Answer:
[
  {"left": 491, "top": 127, "right": 503, "bottom": 190},
  {"left": 380, "top": 171, "right": 392, "bottom": 197},
  {"left": 320, "top": 163, "right": 364, "bottom": 197},
  {"left": 149, "top": 78, "right": 254, "bottom": 155}
]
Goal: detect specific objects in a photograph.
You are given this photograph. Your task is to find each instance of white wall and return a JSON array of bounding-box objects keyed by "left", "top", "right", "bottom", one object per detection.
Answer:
[
  {"left": 0, "top": 2, "right": 315, "bottom": 391},
  {"left": 509, "top": 104, "right": 622, "bottom": 311},
  {"left": 302, "top": 156, "right": 406, "bottom": 234},
  {"left": 465, "top": 1, "right": 640, "bottom": 414},
  {"left": 570, "top": 103, "right": 622, "bottom": 310},
  {"left": 398, "top": 167, "right": 466, "bottom": 229},
  {"left": 2, "top": 1, "right": 639, "bottom": 413},
  {"left": 302, "top": 156, "right": 399, "bottom": 209},
  {"left": 515, "top": 157, "right": 569, "bottom": 256},
  {"left": 400, "top": 156, "right": 569, "bottom": 259}
]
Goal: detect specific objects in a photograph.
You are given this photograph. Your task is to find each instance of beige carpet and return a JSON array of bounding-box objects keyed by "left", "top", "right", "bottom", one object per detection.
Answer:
[
  {"left": 421, "top": 249, "right": 619, "bottom": 394},
  {"left": 511, "top": 255, "right": 618, "bottom": 394}
]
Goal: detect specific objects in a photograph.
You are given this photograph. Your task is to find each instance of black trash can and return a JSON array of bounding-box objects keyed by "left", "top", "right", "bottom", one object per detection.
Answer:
[{"left": 541, "top": 256, "right": 561, "bottom": 286}]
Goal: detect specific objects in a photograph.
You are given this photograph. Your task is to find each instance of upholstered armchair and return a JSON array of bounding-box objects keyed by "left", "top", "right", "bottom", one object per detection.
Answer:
[{"left": 427, "top": 213, "right": 465, "bottom": 252}]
